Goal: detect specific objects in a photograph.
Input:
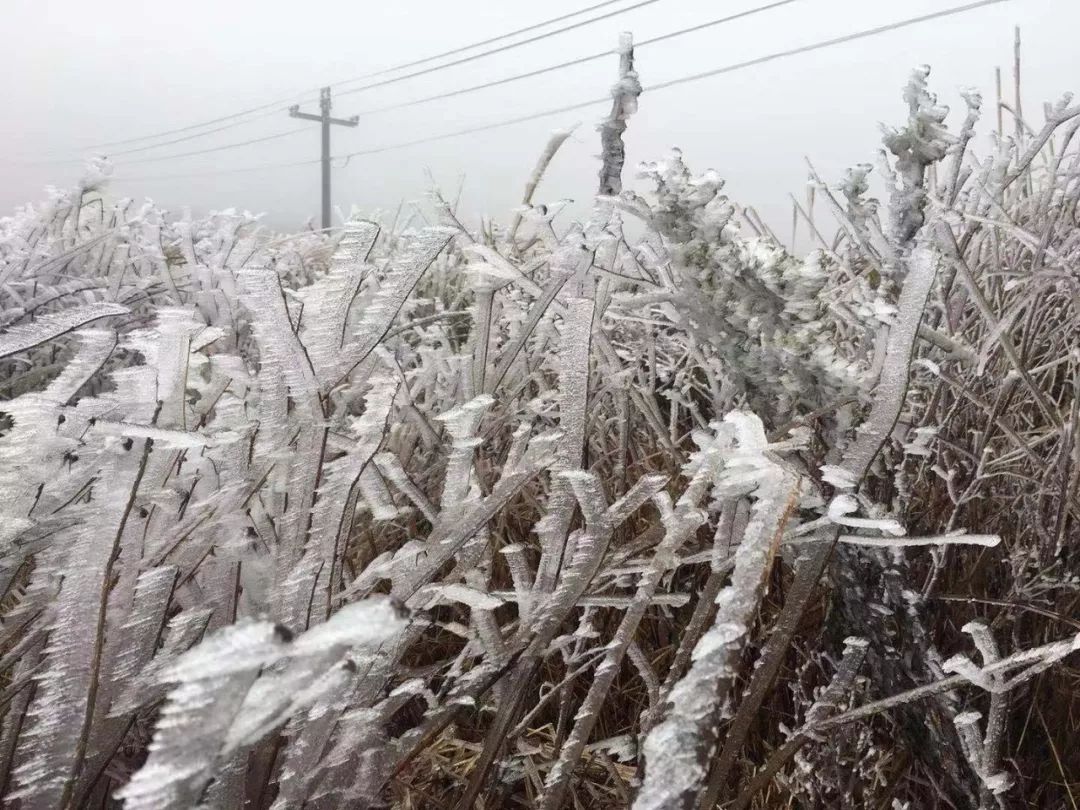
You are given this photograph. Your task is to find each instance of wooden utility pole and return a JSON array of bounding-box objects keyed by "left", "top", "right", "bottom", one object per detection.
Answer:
[{"left": 289, "top": 87, "right": 358, "bottom": 229}]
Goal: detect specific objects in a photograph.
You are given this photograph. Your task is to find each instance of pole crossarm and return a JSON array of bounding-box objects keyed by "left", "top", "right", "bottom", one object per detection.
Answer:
[{"left": 289, "top": 108, "right": 359, "bottom": 127}]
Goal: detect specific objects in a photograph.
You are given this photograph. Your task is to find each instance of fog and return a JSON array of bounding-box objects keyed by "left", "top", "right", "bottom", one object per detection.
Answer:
[
  {"left": 5, "top": 3, "right": 1080, "bottom": 807},
  {"left": 3, "top": 0, "right": 1076, "bottom": 234}
]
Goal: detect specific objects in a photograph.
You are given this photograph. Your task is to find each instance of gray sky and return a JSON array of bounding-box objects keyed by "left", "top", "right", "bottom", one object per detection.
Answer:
[{"left": 3, "top": 0, "right": 1076, "bottom": 237}]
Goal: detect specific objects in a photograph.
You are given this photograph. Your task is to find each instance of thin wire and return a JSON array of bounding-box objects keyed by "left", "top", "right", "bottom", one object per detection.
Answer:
[
  {"left": 354, "top": 53, "right": 610, "bottom": 118},
  {"left": 75, "top": 93, "right": 318, "bottom": 153},
  {"left": 58, "top": 0, "right": 795, "bottom": 170},
  {"left": 339, "top": 0, "right": 635, "bottom": 81},
  {"left": 338, "top": 99, "right": 609, "bottom": 164},
  {"left": 34, "top": 128, "right": 311, "bottom": 168},
  {"left": 107, "top": 117, "right": 296, "bottom": 157},
  {"left": 339, "top": 0, "right": 1011, "bottom": 160},
  {"left": 349, "top": 0, "right": 800, "bottom": 119},
  {"left": 120, "top": 127, "right": 310, "bottom": 163},
  {"left": 120, "top": 158, "right": 318, "bottom": 183},
  {"left": 115, "top": 0, "right": 1011, "bottom": 184},
  {"left": 116, "top": 100, "right": 609, "bottom": 181},
  {"left": 640, "top": 0, "right": 797, "bottom": 49},
  {"left": 646, "top": 0, "right": 1012, "bottom": 95},
  {"left": 73, "top": 0, "right": 658, "bottom": 152},
  {"left": 333, "top": 0, "right": 663, "bottom": 101}
]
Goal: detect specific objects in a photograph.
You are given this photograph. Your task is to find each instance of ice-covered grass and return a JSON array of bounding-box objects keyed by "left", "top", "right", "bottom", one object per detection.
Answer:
[{"left": 1, "top": 61, "right": 1079, "bottom": 809}]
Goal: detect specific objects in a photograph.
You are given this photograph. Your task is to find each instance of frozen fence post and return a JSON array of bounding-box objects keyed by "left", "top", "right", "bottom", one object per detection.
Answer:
[{"left": 597, "top": 32, "right": 641, "bottom": 197}]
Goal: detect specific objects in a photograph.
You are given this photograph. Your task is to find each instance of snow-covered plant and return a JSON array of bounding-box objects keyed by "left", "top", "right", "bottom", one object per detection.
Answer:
[{"left": 625, "top": 149, "right": 881, "bottom": 424}]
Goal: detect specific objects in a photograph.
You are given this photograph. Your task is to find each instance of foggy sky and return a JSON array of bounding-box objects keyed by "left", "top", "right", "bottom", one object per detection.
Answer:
[{"left": 3, "top": 0, "right": 1077, "bottom": 238}]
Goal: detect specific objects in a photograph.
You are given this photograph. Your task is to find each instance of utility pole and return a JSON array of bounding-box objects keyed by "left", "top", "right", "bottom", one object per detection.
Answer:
[{"left": 289, "top": 87, "right": 358, "bottom": 230}]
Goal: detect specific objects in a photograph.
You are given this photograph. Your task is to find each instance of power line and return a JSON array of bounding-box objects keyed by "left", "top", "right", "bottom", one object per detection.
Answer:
[
  {"left": 343, "top": 0, "right": 636, "bottom": 80},
  {"left": 71, "top": 0, "right": 660, "bottom": 153},
  {"left": 119, "top": 158, "right": 319, "bottom": 183},
  {"left": 349, "top": 0, "right": 801, "bottom": 119},
  {"left": 335, "top": 0, "right": 1011, "bottom": 161},
  {"left": 115, "top": 101, "right": 607, "bottom": 180},
  {"left": 33, "top": 128, "right": 311, "bottom": 168},
  {"left": 338, "top": 99, "right": 609, "bottom": 164},
  {"left": 646, "top": 0, "right": 1012, "bottom": 95},
  {"left": 107, "top": 117, "right": 297, "bottom": 158},
  {"left": 121, "top": 128, "right": 309, "bottom": 164},
  {"left": 77, "top": 93, "right": 318, "bottom": 153},
  {"left": 115, "top": 0, "right": 1010, "bottom": 185},
  {"left": 640, "top": 0, "right": 799, "bottom": 50},
  {"left": 64, "top": 0, "right": 797, "bottom": 170},
  {"left": 332, "top": 0, "right": 664, "bottom": 101}
]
